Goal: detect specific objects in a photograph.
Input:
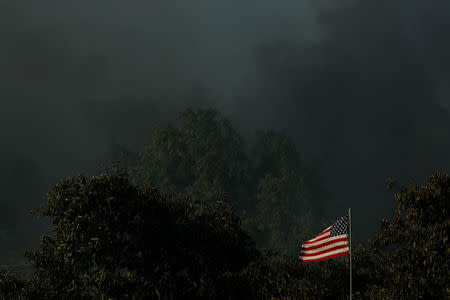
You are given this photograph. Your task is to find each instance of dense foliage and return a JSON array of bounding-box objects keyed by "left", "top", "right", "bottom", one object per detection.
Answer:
[
  {"left": 10, "top": 171, "right": 257, "bottom": 299},
  {"left": 132, "top": 108, "right": 249, "bottom": 209},
  {"left": 0, "top": 272, "right": 26, "bottom": 299},
  {"left": 1, "top": 108, "right": 448, "bottom": 299},
  {"left": 132, "top": 108, "right": 317, "bottom": 249},
  {"left": 247, "top": 131, "right": 314, "bottom": 250},
  {"left": 368, "top": 172, "right": 450, "bottom": 299},
  {"left": 0, "top": 171, "right": 383, "bottom": 299}
]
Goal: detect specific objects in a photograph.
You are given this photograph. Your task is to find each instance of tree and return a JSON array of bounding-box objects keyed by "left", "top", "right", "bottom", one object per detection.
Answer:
[
  {"left": 0, "top": 271, "right": 27, "bottom": 299},
  {"left": 368, "top": 171, "right": 450, "bottom": 299},
  {"left": 132, "top": 109, "right": 319, "bottom": 250},
  {"left": 25, "top": 171, "right": 258, "bottom": 299},
  {"left": 246, "top": 131, "right": 314, "bottom": 250},
  {"left": 132, "top": 108, "right": 249, "bottom": 211}
]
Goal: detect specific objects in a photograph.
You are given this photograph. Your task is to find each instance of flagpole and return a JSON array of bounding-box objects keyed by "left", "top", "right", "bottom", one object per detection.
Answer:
[{"left": 349, "top": 207, "right": 352, "bottom": 300}]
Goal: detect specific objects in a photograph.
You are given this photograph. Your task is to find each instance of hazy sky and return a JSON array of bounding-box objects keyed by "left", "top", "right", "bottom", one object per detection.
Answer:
[{"left": 1, "top": 0, "right": 449, "bottom": 261}]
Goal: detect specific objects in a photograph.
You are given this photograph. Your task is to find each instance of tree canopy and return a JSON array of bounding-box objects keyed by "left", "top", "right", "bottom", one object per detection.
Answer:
[
  {"left": 21, "top": 171, "right": 258, "bottom": 299},
  {"left": 132, "top": 108, "right": 249, "bottom": 210},
  {"left": 368, "top": 172, "right": 450, "bottom": 299},
  {"left": 132, "top": 108, "right": 318, "bottom": 250},
  {"left": 2, "top": 168, "right": 448, "bottom": 299},
  {"left": 1, "top": 107, "right": 448, "bottom": 299},
  {"left": 246, "top": 130, "right": 313, "bottom": 249}
]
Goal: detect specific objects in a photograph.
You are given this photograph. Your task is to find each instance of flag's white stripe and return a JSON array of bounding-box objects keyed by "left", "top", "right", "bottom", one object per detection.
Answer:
[
  {"left": 299, "top": 247, "right": 349, "bottom": 261},
  {"left": 303, "top": 231, "right": 330, "bottom": 246},
  {"left": 302, "top": 234, "right": 347, "bottom": 248},
  {"left": 305, "top": 226, "right": 331, "bottom": 243},
  {"left": 301, "top": 241, "right": 349, "bottom": 254}
]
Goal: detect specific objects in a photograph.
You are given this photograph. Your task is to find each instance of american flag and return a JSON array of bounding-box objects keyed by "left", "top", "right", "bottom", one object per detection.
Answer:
[{"left": 299, "top": 214, "right": 350, "bottom": 263}]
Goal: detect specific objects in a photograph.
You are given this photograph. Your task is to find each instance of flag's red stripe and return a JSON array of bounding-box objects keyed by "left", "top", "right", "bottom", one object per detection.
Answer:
[
  {"left": 299, "top": 250, "right": 349, "bottom": 263},
  {"left": 300, "top": 244, "right": 349, "bottom": 257},
  {"left": 302, "top": 237, "right": 348, "bottom": 251}
]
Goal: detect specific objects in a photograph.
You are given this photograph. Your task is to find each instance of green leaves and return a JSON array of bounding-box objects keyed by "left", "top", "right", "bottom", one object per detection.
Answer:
[
  {"left": 131, "top": 108, "right": 248, "bottom": 210},
  {"left": 246, "top": 131, "right": 314, "bottom": 250},
  {"left": 6, "top": 107, "right": 447, "bottom": 299},
  {"left": 0, "top": 272, "right": 27, "bottom": 298},
  {"left": 131, "top": 109, "right": 318, "bottom": 252},
  {"left": 22, "top": 171, "right": 258, "bottom": 299},
  {"left": 370, "top": 171, "right": 450, "bottom": 299}
]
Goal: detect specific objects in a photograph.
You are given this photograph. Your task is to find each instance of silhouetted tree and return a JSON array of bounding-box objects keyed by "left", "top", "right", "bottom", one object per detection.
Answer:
[
  {"left": 132, "top": 108, "right": 318, "bottom": 250},
  {"left": 24, "top": 171, "right": 258, "bottom": 299},
  {"left": 368, "top": 171, "right": 449, "bottom": 299},
  {"left": 246, "top": 130, "right": 313, "bottom": 250},
  {"left": 132, "top": 108, "right": 249, "bottom": 211},
  {"left": 0, "top": 272, "right": 27, "bottom": 299}
]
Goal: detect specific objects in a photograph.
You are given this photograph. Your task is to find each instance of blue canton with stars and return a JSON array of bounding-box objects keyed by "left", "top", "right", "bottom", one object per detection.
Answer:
[{"left": 330, "top": 214, "right": 349, "bottom": 236}]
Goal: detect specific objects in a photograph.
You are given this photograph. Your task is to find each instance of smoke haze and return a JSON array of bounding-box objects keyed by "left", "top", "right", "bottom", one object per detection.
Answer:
[{"left": 1, "top": 0, "right": 449, "bottom": 261}]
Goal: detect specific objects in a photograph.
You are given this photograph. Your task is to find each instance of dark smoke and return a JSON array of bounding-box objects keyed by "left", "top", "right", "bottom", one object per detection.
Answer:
[{"left": 1, "top": 0, "right": 449, "bottom": 262}]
